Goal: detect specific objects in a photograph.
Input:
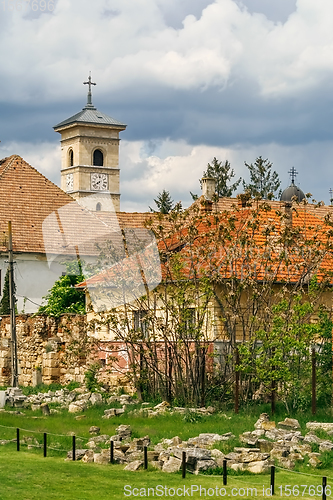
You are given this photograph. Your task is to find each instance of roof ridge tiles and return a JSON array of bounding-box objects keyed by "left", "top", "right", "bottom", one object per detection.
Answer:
[{"left": 0, "top": 154, "right": 21, "bottom": 180}]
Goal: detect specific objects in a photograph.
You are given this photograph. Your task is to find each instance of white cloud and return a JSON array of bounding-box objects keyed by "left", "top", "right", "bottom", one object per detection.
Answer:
[
  {"left": 1, "top": 0, "right": 333, "bottom": 103},
  {"left": 120, "top": 138, "right": 333, "bottom": 211},
  {"left": 0, "top": 141, "right": 60, "bottom": 185},
  {"left": 2, "top": 136, "right": 333, "bottom": 212},
  {"left": 1, "top": 0, "right": 333, "bottom": 215},
  {"left": 237, "top": 0, "right": 333, "bottom": 95}
]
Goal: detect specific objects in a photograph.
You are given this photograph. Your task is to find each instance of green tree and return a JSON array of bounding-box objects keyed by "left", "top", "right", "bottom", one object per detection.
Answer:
[
  {"left": 37, "top": 261, "right": 85, "bottom": 317},
  {"left": 0, "top": 268, "right": 16, "bottom": 315},
  {"left": 243, "top": 156, "right": 281, "bottom": 200},
  {"left": 149, "top": 190, "right": 174, "bottom": 214},
  {"left": 90, "top": 196, "right": 333, "bottom": 408},
  {"left": 316, "top": 309, "right": 333, "bottom": 407},
  {"left": 203, "top": 158, "right": 241, "bottom": 197},
  {"left": 237, "top": 292, "right": 325, "bottom": 411}
]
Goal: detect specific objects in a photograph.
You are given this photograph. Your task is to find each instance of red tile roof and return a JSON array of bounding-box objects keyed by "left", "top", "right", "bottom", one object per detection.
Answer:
[
  {"left": 0, "top": 155, "right": 74, "bottom": 254},
  {"left": 3, "top": 154, "right": 332, "bottom": 290},
  {"left": 150, "top": 202, "right": 333, "bottom": 285},
  {"left": 0, "top": 156, "right": 164, "bottom": 259}
]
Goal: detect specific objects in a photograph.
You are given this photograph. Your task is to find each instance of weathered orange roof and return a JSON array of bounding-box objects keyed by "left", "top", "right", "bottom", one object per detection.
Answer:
[
  {"left": 167, "top": 206, "right": 333, "bottom": 284},
  {"left": 0, "top": 155, "right": 74, "bottom": 254},
  {"left": 0, "top": 155, "right": 166, "bottom": 259},
  {"left": 78, "top": 202, "right": 333, "bottom": 290}
]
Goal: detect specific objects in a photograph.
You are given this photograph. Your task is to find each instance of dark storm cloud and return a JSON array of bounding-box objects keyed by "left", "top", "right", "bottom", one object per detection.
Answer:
[
  {"left": 1, "top": 0, "right": 333, "bottom": 210},
  {"left": 107, "top": 77, "right": 333, "bottom": 148},
  {"left": 2, "top": 73, "right": 333, "bottom": 163}
]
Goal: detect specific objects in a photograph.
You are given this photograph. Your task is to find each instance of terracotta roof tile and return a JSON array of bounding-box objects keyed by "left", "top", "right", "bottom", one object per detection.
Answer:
[{"left": 0, "top": 155, "right": 75, "bottom": 254}]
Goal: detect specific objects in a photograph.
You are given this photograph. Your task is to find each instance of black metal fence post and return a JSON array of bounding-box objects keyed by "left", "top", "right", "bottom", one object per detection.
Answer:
[
  {"left": 270, "top": 466, "right": 275, "bottom": 495},
  {"left": 322, "top": 476, "right": 327, "bottom": 500},
  {"left": 223, "top": 459, "right": 227, "bottom": 486},
  {"left": 110, "top": 439, "right": 114, "bottom": 463},
  {"left": 16, "top": 428, "right": 20, "bottom": 451},
  {"left": 43, "top": 432, "right": 47, "bottom": 458},
  {"left": 72, "top": 435, "right": 76, "bottom": 461},
  {"left": 182, "top": 451, "right": 186, "bottom": 479}
]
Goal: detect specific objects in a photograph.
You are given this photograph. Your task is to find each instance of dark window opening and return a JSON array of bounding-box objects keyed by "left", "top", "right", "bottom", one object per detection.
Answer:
[
  {"left": 93, "top": 149, "right": 104, "bottom": 166},
  {"left": 96, "top": 203, "right": 102, "bottom": 211},
  {"left": 69, "top": 149, "right": 74, "bottom": 167},
  {"left": 134, "top": 310, "right": 148, "bottom": 337}
]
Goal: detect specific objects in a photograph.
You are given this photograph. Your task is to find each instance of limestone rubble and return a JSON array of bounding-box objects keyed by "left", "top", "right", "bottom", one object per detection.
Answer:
[
  {"left": 64, "top": 415, "right": 333, "bottom": 473},
  {"left": 5, "top": 389, "right": 332, "bottom": 474}
]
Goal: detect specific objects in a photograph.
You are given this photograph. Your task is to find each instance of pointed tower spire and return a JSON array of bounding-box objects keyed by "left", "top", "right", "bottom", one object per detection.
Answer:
[{"left": 83, "top": 72, "right": 96, "bottom": 108}]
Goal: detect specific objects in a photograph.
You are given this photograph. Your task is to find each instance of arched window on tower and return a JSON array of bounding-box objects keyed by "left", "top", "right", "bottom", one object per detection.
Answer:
[
  {"left": 96, "top": 203, "right": 102, "bottom": 211},
  {"left": 93, "top": 149, "right": 104, "bottom": 166},
  {"left": 68, "top": 149, "right": 74, "bottom": 167}
]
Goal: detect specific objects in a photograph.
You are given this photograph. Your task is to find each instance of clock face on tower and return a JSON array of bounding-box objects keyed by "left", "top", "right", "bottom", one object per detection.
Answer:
[
  {"left": 91, "top": 173, "right": 108, "bottom": 191},
  {"left": 66, "top": 173, "right": 74, "bottom": 192}
]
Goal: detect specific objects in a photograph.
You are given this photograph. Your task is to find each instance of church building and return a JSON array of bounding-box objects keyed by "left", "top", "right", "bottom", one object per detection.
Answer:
[{"left": 54, "top": 75, "right": 126, "bottom": 212}]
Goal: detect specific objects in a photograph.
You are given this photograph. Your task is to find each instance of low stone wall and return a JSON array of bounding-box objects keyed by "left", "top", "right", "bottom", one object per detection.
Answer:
[{"left": 0, "top": 314, "right": 88, "bottom": 386}]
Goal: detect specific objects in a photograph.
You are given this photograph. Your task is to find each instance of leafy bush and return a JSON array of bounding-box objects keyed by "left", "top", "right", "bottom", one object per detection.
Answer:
[
  {"left": 84, "top": 363, "right": 102, "bottom": 392},
  {"left": 37, "top": 260, "right": 85, "bottom": 317},
  {"left": 66, "top": 380, "right": 80, "bottom": 391}
]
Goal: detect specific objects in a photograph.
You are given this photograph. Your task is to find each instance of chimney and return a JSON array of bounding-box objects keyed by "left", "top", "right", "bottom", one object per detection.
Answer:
[
  {"left": 201, "top": 177, "right": 216, "bottom": 201},
  {"left": 283, "top": 201, "right": 293, "bottom": 227}
]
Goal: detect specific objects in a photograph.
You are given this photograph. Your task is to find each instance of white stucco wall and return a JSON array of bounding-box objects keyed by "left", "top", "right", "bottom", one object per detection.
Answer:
[{"left": 0, "top": 253, "right": 65, "bottom": 314}]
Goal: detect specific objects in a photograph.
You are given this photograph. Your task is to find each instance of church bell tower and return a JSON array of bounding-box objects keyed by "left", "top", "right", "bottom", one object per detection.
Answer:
[{"left": 54, "top": 75, "right": 126, "bottom": 212}]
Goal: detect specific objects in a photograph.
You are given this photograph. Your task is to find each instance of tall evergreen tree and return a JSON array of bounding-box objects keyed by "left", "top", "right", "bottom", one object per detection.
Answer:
[
  {"left": 202, "top": 158, "right": 241, "bottom": 198},
  {"left": 242, "top": 156, "right": 281, "bottom": 200},
  {"left": 149, "top": 190, "right": 174, "bottom": 214},
  {"left": 0, "top": 268, "right": 16, "bottom": 315}
]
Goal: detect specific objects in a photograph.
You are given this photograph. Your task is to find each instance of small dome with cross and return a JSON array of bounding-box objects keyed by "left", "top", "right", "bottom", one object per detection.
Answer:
[{"left": 280, "top": 167, "right": 305, "bottom": 202}]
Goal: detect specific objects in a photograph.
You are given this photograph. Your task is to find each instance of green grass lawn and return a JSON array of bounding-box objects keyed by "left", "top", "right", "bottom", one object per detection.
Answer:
[
  {"left": 1, "top": 447, "right": 332, "bottom": 500},
  {"left": 1, "top": 402, "right": 333, "bottom": 499}
]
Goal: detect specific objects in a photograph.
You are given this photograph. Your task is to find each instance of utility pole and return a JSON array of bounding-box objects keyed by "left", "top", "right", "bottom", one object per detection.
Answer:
[{"left": 8, "top": 221, "right": 18, "bottom": 388}]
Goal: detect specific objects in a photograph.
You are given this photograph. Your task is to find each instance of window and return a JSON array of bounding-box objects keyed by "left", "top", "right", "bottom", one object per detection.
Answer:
[
  {"left": 134, "top": 310, "right": 148, "bottom": 337},
  {"left": 93, "top": 149, "right": 104, "bottom": 166},
  {"left": 96, "top": 202, "right": 102, "bottom": 211},
  {"left": 68, "top": 149, "right": 74, "bottom": 167}
]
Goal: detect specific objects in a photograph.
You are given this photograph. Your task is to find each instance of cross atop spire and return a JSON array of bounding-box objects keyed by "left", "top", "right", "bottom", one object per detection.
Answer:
[
  {"left": 288, "top": 167, "right": 298, "bottom": 184},
  {"left": 83, "top": 72, "right": 96, "bottom": 108}
]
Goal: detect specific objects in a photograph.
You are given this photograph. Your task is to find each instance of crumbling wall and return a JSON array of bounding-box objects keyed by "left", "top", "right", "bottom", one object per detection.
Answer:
[{"left": 0, "top": 314, "right": 88, "bottom": 386}]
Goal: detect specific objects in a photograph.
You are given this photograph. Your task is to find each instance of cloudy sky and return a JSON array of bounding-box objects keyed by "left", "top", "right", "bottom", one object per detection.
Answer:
[{"left": 1, "top": 0, "right": 333, "bottom": 211}]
